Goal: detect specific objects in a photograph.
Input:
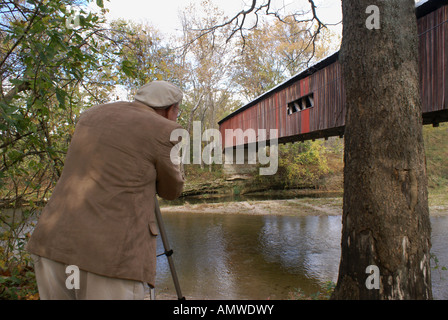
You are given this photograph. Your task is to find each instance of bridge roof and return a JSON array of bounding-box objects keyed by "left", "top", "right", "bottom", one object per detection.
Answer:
[
  {"left": 218, "top": 0, "right": 448, "bottom": 126},
  {"left": 218, "top": 50, "right": 338, "bottom": 125}
]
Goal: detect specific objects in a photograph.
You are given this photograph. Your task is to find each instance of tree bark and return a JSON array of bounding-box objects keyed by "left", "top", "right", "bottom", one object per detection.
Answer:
[{"left": 332, "top": 0, "right": 432, "bottom": 299}]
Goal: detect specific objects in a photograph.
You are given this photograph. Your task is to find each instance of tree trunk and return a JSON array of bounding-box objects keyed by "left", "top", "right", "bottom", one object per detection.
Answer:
[{"left": 332, "top": 0, "right": 432, "bottom": 299}]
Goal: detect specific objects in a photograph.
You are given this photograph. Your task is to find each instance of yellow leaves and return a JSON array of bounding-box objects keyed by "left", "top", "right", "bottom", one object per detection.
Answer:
[
  {"left": 0, "top": 260, "right": 39, "bottom": 300},
  {"left": 275, "top": 141, "right": 329, "bottom": 187},
  {"left": 25, "top": 292, "right": 40, "bottom": 300},
  {"left": 0, "top": 259, "right": 6, "bottom": 271}
]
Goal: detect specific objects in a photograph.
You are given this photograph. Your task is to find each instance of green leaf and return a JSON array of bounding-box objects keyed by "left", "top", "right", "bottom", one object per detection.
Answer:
[
  {"left": 55, "top": 87, "right": 67, "bottom": 109},
  {"left": 121, "top": 60, "right": 136, "bottom": 77}
]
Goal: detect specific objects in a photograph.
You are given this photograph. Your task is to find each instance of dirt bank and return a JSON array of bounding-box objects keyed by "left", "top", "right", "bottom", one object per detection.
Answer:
[{"left": 160, "top": 196, "right": 448, "bottom": 217}]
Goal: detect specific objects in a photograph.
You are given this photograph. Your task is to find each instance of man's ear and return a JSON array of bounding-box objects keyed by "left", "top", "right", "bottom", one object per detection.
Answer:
[{"left": 166, "top": 103, "right": 179, "bottom": 121}]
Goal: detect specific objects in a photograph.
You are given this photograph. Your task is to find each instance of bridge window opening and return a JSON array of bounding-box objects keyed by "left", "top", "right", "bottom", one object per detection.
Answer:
[{"left": 287, "top": 93, "right": 314, "bottom": 115}]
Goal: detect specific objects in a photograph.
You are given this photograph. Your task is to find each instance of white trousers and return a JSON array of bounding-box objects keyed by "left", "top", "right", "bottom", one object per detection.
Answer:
[{"left": 32, "top": 254, "right": 146, "bottom": 300}]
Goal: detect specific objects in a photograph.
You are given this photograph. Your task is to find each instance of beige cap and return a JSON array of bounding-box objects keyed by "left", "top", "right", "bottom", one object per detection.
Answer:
[{"left": 134, "top": 81, "right": 183, "bottom": 109}]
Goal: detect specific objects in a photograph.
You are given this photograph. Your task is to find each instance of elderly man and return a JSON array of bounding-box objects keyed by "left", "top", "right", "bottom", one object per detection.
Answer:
[{"left": 27, "top": 81, "right": 185, "bottom": 299}]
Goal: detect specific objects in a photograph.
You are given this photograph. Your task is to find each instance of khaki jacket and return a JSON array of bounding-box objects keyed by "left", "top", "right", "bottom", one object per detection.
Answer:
[{"left": 27, "top": 101, "right": 184, "bottom": 286}]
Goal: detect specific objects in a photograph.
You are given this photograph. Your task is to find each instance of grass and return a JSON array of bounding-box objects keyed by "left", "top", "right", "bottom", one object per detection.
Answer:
[
  {"left": 424, "top": 123, "right": 448, "bottom": 196},
  {"left": 288, "top": 281, "right": 336, "bottom": 300}
]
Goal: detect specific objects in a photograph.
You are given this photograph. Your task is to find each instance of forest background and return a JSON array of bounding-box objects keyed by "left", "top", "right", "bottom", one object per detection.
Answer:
[{"left": 0, "top": 0, "right": 446, "bottom": 299}]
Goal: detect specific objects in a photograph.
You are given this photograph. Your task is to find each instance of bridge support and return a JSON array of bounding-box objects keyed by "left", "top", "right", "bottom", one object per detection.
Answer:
[{"left": 222, "top": 145, "right": 259, "bottom": 179}]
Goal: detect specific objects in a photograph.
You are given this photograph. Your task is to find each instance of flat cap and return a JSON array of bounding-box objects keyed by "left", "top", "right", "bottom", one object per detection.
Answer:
[{"left": 134, "top": 80, "right": 183, "bottom": 109}]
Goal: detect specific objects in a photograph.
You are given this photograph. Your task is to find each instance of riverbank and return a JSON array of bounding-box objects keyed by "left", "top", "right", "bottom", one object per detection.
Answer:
[
  {"left": 164, "top": 122, "right": 448, "bottom": 218},
  {"left": 160, "top": 192, "right": 448, "bottom": 217}
]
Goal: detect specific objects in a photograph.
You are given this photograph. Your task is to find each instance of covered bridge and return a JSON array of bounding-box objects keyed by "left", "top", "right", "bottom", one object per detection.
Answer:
[{"left": 218, "top": 0, "right": 448, "bottom": 150}]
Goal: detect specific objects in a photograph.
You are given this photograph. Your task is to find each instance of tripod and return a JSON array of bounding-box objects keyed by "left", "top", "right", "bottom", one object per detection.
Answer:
[{"left": 150, "top": 196, "right": 185, "bottom": 300}]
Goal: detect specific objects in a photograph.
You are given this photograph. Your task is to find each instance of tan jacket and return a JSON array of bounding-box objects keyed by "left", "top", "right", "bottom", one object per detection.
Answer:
[{"left": 27, "top": 101, "right": 184, "bottom": 286}]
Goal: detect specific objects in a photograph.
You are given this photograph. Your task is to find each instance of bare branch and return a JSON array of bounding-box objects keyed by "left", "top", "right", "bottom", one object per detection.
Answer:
[{"left": 183, "top": 0, "right": 329, "bottom": 60}]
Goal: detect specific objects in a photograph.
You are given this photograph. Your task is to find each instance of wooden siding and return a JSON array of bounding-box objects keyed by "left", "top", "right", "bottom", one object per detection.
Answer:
[
  {"left": 418, "top": 3, "right": 448, "bottom": 124},
  {"left": 220, "top": 2, "right": 448, "bottom": 148}
]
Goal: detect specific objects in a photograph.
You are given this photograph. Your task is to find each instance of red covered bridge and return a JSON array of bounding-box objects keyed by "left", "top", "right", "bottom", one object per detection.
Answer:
[{"left": 218, "top": 0, "right": 448, "bottom": 149}]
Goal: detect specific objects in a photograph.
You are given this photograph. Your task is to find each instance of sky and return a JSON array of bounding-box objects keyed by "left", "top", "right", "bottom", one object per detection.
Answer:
[
  {"left": 94, "top": 0, "right": 425, "bottom": 38},
  {"left": 93, "top": 0, "right": 343, "bottom": 37},
  {"left": 85, "top": 0, "right": 343, "bottom": 101}
]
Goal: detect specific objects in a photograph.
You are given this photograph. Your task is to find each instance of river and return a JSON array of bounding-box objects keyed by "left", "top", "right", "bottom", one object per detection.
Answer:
[{"left": 154, "top": 211, "right": 448, "bottom": 300}]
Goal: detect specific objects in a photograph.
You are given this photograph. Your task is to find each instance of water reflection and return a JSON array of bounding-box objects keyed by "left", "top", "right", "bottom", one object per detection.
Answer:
[
  {"left": 258, "top": 215, "right": 341, "bottom": 283},
  {"left": 155, "top": 212, "right": 448, "bottom": 300}
]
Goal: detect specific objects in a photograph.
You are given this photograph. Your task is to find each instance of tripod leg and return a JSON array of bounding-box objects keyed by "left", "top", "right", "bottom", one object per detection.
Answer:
[
  {"left": 148, "top": 284, "right": 155, "bottom": 300},
  {"left": 154, "top": 196, "right": 185, "bottom": 300}
]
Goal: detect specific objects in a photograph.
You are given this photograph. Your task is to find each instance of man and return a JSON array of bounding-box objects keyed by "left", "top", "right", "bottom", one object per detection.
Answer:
[{"left": 26, "top": 81, "right": 185, "bottom": 299}]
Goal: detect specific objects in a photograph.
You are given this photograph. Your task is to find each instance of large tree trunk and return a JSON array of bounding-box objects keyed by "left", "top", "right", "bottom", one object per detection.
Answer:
[{"left": 332, "top": 0, "right": 432, "bottom": 299}]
